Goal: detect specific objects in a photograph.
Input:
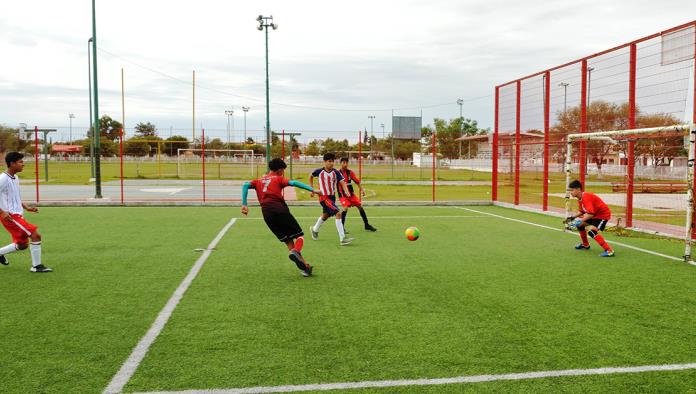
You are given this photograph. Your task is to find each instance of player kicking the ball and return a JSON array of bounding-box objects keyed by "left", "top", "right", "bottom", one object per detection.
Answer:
[
  {"left": 309, "top": 153, "right": 354, "bottom": 245},
  {"left": 241, "top": 158, "right": 322, "bottom": 277},
  {"left": 565, "top": 179, "right": 615, "bottom": 257},
  {"left": 338, "top": 157, "right": 376, "bottom": 232},
  {"left": 0, "top": 152, "right": 53, "bottom": 272}
]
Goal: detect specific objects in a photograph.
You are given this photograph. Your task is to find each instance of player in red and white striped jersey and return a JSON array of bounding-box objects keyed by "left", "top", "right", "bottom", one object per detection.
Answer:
[{"left": 309, "top": 153, "right": 354, "bottom": 245}]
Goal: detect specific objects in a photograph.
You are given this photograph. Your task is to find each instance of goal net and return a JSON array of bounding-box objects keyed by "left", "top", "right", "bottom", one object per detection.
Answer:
[
  {"left": 563, "top": 123, "right": 696, "bottom": 263},
  {"left": 176, "top": 149, "right": 257, "bottom": 179}
]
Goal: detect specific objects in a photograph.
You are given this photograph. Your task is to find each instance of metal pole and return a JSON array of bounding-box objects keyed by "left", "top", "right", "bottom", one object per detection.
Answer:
[
  {"left": 264, "top": 25, "right": 271, "bottom": 168},
  {"left": 687, "top": 123, "right": 696, "bottom": 261},
  {"left": 91, "top": 0, "right": 102, "bottom": 198},
  {"left": 88, "top": 38, "right": 94, "bottom": 179},
  {"left": 626, "top": 44, "right": 637, "bottom": 228},
  {"left": 69, "top": 114, "right": 74, "bottom": 144},
  {"left": 34, "top": 126, "right": 39, "bottom": 203},
  {"left": 514, "top": 80, "right": 521, "bottom": 205},
  {"left": 543, "top": 72, "right": 550, "bottom": 211},
  {"left": 192, "top": 70, "right": 196, "bottom": 143},
  {"left": 242, "top": 107, "right": 249, "bottom": 145},
  {"left": 580, "top": 60, "right": 588, "bottom": 185},
  {"left": 492, "top": 86, "right": 499, "bottom": 201},
  {"left": 43, "top": 131, "right": 49, "bottom": 182}
]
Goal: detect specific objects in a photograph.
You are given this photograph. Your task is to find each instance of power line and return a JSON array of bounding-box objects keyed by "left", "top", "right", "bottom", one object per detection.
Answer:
[{"left": 97, "top": 47, "right": 492, "bottom": 113}]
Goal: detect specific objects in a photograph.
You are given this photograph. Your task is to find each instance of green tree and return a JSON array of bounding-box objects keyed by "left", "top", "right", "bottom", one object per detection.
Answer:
[
  {"left": 134, "top": 122, "right": 157, "bottom": 138},
  {"left": 99, "top": 115, "right": 123, "bottom": 141},
  {"left": 305, "top": 140, "right": 321, "bottom": 156},
  {"left": 163, "top": 136, "right": 189, "bottom": 156}
]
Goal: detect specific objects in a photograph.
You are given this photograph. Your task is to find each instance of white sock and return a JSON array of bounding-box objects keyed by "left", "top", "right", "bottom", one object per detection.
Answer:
[
  {"left": 312, "top": 217, "right": 325, "bottom": 232},
  {"left": 29, "top": 242, "right": 42, "bottom": 267},
  {"left": 335, "top": 219, "right": 346, "bottom": 240},
  {"left": 0, "top": 243, "right": 19, "bottom": 256}
]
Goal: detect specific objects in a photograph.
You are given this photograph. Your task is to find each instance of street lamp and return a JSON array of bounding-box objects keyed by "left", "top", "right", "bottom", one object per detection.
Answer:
[
  {"left": 68, "top": 113, "right": 75, "bottom": 144},
  {"left": 91, "top": 0, "right": 102, "bottom": 198},
  {"left": 558, "top": 82, "right": 569, "bottom": 113},
  {"left": 242, "top": 106, "right": 249, "bottom": 145},
  {"left": 457, "top": 98, "right": 464, "bottom": 157},
  {"left": 587, "top": 67, "right": 595, "bottom": 108},
  {"left": 257, "top": 15, "right": 278, "bottom": 168},
  {"left": 368, "top": 115, "right": 375, "bottom": 160},
  {"left": 380, "top": 123, "right": 385, "bottom": 139},
  {"left": 225, "top": 109, "right": 234, "bottom": 148}
]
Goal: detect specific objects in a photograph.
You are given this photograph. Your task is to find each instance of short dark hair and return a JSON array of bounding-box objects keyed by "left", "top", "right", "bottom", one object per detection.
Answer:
[
  {"left": 5, "top": 152, "right": 23, "bottom": 167},
  {"left": 323, "top": 153, "right": 336, "bottom": 161},
  {"left": 340, "top": 157, "right": 349, "bottom": 163},
  {"left": 568, "top": 180, "right": 583, "bottom": 190},
  {"left": 268, "top": 158, "right": 287, "bottom": 172}
]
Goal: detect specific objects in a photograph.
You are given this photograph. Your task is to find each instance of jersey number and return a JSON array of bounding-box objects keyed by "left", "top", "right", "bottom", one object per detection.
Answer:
[{"left": 262, "top": 178, "right": 272, "bottom": 192}]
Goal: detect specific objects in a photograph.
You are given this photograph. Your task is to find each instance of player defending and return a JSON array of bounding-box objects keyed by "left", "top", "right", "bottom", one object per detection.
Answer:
[
  {"left": 241, "top": 158, "right": 321, "bottom": 277},
  {"left": 565, "top": 180, "right": 615, "bottom": 257},
  {"left": 338, "top": 157, "right": 376, "bottom": 232},
  {"left": 0, "top": 152, "right": 53, "bottom": 272},
  {"left": 309, "top": 153, "right": 354, "bottom": 245}
]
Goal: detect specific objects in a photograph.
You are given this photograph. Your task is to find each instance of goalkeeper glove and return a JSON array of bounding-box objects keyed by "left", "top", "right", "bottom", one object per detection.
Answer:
[{"left": 568, "top": 218, "right": 583, "bottom": 231}]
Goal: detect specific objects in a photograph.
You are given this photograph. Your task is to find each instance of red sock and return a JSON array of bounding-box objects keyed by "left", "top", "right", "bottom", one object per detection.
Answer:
[
  {"left": 294, "top": 236, "right": 304, "bottom": 253},
  {"left": 593, "top": 234, "right": 611, "bottom": 251},
  {"left": 579, "top": 231, "right": 589, "bottom": 246}
]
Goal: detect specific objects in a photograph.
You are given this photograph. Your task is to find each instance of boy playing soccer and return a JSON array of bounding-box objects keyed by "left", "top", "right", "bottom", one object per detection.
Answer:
[
  {"left": 308, "top": 153, "right": 354, "bottom": 245},
  {"left": 241, "top": 158, "right": 321, "bottom": 277},
  {"left": 337, "top": 157, "right": 376, "bottom": 232},
  {"left": 566, "top": 179, "right": 615, "bottom": 257},
  {"left": 0, "top": 152, "right": 53, "bottom": 272}
]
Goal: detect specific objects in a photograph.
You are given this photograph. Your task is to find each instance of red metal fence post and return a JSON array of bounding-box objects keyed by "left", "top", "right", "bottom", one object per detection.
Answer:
[
  {"left": 692, "top": 26, "right": 696, "bottom": 240},
  {"left": 358, "top": 130, "right": 362, "bottom": 183},
  {"left": 432, "top": 128, "right": 436, "bottom": 203},
  {"left": 492, "top": 87, "right": 499, "bottom": 201},
  {"left": 626, "top": 43, "right": 637, "bottom": 228},
  {"left": 580, "top": 59, "right": 588, "bottom": 185},
  {"left": 120, "top": 127, "right": 124, "bottom": 205},
  {"left": 543, "top": 72, "right": 550, "bottom": 210},
  {"left": 34, "top": 126, "right": 39, "bottom": 203},
  {"left": 202, "top": 128, "right": 206, "bottom": 202},
  {"left": 514, "top": 80, "right": 521, "bottom": 205}
]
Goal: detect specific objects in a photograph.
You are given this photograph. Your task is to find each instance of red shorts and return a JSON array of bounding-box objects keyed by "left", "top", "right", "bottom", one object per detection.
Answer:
[
  {"left": 339, "top": 195, "right": 361, "bottom": 208},
  {"left": 2, "top": 214, "right": 37, "bottom": 244}
]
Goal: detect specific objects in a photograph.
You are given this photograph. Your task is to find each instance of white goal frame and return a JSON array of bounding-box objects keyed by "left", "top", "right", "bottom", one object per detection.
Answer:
[
  {"left": 176, "top": 149, "right": 256, "bottom": 178},
  {"left": 564, "top": 123, "right": 696, "bottom": 264}
]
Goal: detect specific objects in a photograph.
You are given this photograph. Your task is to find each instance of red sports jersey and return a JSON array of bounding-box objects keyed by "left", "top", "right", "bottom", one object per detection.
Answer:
[
  {"left": 250, "top": 175, "right": 290, "bottom": 211},
  {"left": 579, "top": 192, "right": 611, "bottom": 220},
  {"left": 338, "top": 168, "right": 360, "bottom": 197}
]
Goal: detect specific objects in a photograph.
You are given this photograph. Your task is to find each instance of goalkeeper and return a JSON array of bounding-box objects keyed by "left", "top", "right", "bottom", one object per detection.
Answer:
[{"left": 565, "top": 180, "right": 615, "bottom": 257}]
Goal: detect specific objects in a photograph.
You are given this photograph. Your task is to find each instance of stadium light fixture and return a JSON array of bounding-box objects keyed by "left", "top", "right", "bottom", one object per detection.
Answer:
[
  {"left": 257, "top": 15, "right": 277, "bottom": 168},
  {"left": 242, "top": 106, "right": 250, "bottom": 145}
]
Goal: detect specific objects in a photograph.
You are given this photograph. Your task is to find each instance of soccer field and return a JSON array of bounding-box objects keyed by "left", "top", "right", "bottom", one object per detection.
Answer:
[{"left": 1, "top": 206, "right": 696, "bottom": 393}]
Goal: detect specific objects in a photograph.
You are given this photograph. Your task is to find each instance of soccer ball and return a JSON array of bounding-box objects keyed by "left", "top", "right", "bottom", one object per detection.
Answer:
[{"left": 405, "top": 226, "right": 420, "bottom": 241}]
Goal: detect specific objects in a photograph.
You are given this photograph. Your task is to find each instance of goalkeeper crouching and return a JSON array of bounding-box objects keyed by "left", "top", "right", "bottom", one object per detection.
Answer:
[{"left": 566, "top": 180, "right": 615, "bottom": 257}]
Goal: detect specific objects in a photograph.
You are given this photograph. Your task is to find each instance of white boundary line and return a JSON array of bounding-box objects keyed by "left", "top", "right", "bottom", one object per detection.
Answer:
[
  {"left": 133, "top": 362, "right": 696, "bottom": 394},
  {"left": 103, "top": 218, "right": 238, "bottom": 394},
  {"left": 453, "top": 206, "right": 683, "bottom": 262},
  {"left": 238, "top": 215, "right": 489, "bottom": 220}
]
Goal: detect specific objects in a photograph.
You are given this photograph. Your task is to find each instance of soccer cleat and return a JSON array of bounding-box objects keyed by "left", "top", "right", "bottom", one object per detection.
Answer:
[
  {"left": 599, "top": 250, "right": 615, "bottom": 257},
  {"left": 289, "top": 250, "right": 308, "bottom": 271},
  {"left": 575, "top": 244, "right": 590, "bottom": 250},
  {"left": 310, "top": 227, "right": 319, "bottom": 241},
  {"left": 340, "top": 237, "right": 354, "bottom": 246},
  {"left": 0, "top": 255, "right": 7, "bottom": 266},
  {"left": 301, "top": 264, "right": 313, "bottom": 277},
  {"left": 30, "top": 264, "right": 53, "bottom": 273},
  {"left": 364, "top": 224, "right": 377, "bottom": 232}
]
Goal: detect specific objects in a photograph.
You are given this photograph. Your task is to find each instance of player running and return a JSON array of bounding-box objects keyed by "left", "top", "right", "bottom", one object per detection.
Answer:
[
  {"left": 309, "top": 153, "right": 354, "bottom": 245},
  {"left": 337, "top": 157, "right": 376, "bottom": 232},
  {"left": 565, "top": 180, "right": 615, "bottom": 257},
  {"left": 241, "top": 158, "right": 322, "bottom": 277},
  {"left": 0, "top": 152, "right": 53, "bottom": 272}
]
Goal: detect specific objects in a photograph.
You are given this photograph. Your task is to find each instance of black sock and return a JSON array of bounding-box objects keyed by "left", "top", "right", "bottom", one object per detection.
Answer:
[
  {"left": 359, "top": 207, "right": 369, "bottom": 226},
  {"left": 342, "top": 210, "right": 348, "bottom": 227}
]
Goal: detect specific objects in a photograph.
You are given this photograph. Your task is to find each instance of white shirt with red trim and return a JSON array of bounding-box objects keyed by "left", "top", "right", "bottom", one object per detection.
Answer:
[{"left": 0, "top": 172, "right": 23, "bottom": 215}]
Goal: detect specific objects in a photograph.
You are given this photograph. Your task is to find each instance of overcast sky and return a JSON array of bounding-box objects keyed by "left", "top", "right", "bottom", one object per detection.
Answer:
[{"left": 1, "top": 0, "right": 695, "bottom": 144}]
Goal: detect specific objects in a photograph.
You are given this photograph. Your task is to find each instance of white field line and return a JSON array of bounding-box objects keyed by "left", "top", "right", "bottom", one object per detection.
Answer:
[
  {"left": 103, "top": 218, "right": 238, "bottom": 394},
  {"left": 452, "top": 207, "right": 683, "bottom": 262},
  {"left": 238, "top": 215, "right": 489, "bottom": 220},
  {"left": 132, "top": 362, "right": 696, "bottom": 394}
]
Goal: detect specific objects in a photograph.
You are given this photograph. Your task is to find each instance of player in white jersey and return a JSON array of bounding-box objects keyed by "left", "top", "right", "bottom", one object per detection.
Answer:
[
  {"left": 308, "top": 152, "right": 354, "bottom": 245},
  {"left": 0, "top": 152, "right": 52, "bottom": 272}
]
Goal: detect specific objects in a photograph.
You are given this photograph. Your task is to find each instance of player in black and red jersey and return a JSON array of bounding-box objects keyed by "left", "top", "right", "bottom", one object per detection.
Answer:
[
  {"left": 241, "top": 158, "right": 322, "bottom": 276},
  {"left": 338, "top": 157, "right": 376, "bottom": 232},
  {"left": 565, "top": 179, "right": 615, "bottom": 257}
]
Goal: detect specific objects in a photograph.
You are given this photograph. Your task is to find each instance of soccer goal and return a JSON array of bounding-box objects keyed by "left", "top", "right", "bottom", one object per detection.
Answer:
[
  {"left": 176, "top": 149, "right": 256, "bottom": 179},
  {"left": 563, "top": 123, "right": 696, "bottom": 263}
]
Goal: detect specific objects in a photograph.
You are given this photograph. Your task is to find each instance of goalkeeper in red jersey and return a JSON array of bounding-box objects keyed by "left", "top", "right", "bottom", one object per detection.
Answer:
[
  {"left": 241, "top": 158, "right": 322, "bottom": 276},
  {"left": 565, "top": 180, "right": 615, "bottom": 257}
]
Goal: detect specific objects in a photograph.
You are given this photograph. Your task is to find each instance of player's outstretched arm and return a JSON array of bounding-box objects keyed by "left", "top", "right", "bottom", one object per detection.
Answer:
[
  {"left": 241, "top": 181, "right": 252, "bottom": 215},
  {"left": 288, "top": 180, "right": 321, "bottom": 195},
  {"left": 308, "top": 175, "right": 316, "bottom": 197}
]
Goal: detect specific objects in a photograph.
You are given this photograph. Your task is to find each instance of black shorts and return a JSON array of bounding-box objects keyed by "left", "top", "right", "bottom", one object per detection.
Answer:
[
  {"left": 262, "top": 208, "right": 304, "bottom": 242},
  {"left": 579, "top": 218, "right": 608, "bottom": 231}
]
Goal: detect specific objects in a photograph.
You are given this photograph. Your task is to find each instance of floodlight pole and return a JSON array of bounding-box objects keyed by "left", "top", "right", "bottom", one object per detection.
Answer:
[
  {"left": 368, "top": 115, "right": 375, "bottom": 161},
  {"left": 225, "top": 109, "right": 234, "bottom": 148},
  {"left": 69, "top": 113, "right": 75, "bottom": 144},
  {"left": 242, "top": 106, "right": 249, "bottom": 145},
  {"left": 457, "top": 98, "right": 464, "bottom": 157},
  {"left": 558, "top": 82, "right": 569, "bottom": 113},
  {"left": 91, "top": 0, "right": 102, "bottom": 198},
  {"left": 88, "top": 37, "right": 95, "bottom": 179},
  {"left": 258, "top": 15, "right": 277, "bottom": 169}
]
